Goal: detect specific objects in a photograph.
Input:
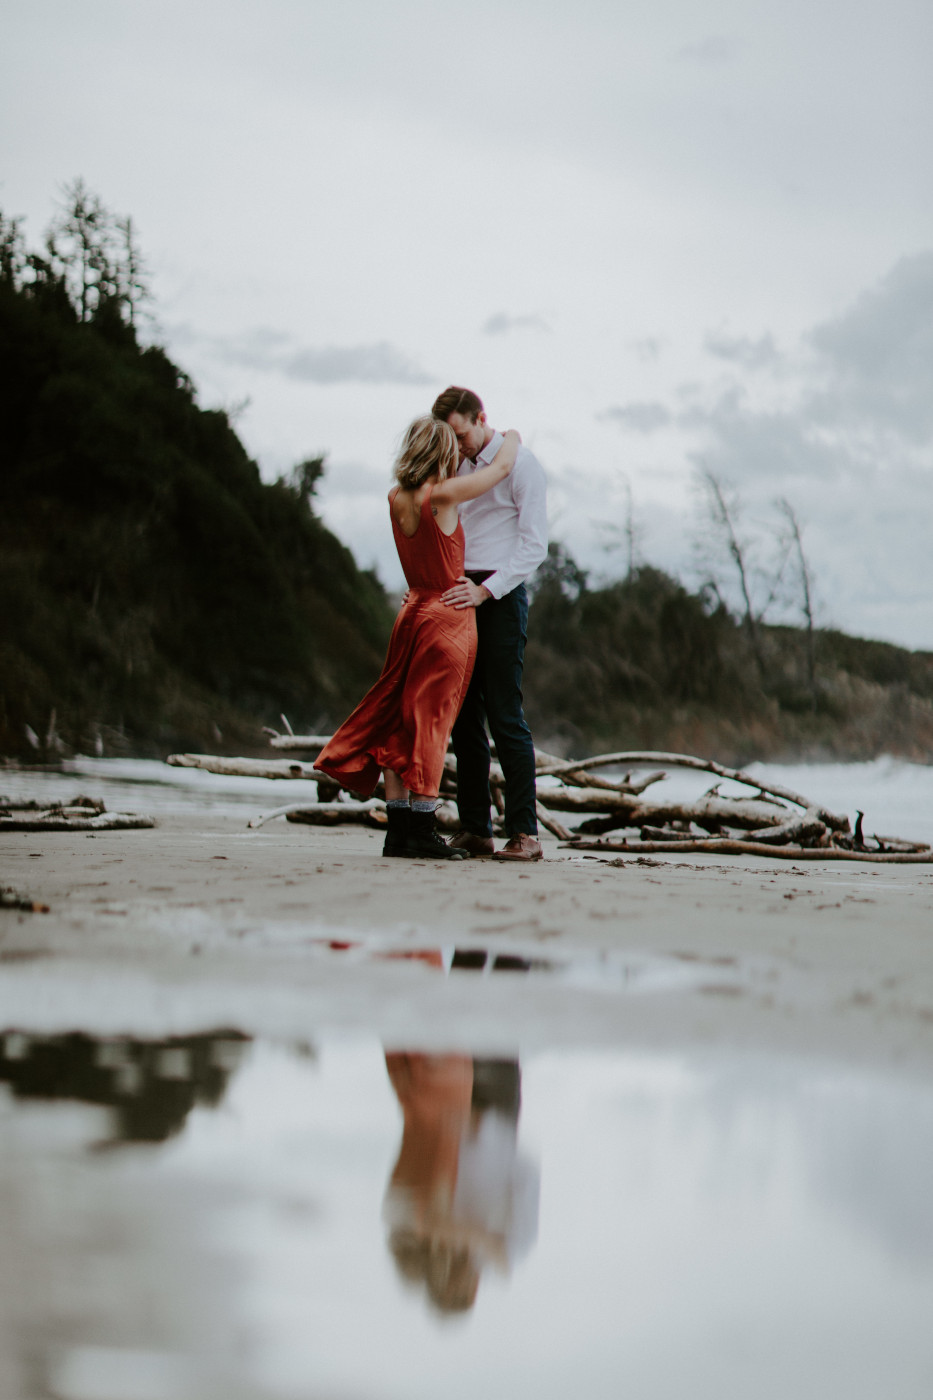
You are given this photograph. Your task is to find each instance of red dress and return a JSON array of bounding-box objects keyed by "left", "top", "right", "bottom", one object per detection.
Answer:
[{"left": 315, "top": 486, "right": 477, "bottom": 797}]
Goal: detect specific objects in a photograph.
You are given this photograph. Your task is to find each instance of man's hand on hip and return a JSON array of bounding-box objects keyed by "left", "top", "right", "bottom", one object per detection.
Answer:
[{"left": 442, "top": 576, "right": 492, "bottom": 610}]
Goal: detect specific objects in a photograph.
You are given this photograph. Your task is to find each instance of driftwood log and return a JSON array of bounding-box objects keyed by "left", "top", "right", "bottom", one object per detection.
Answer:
[
  {"left": 286, "top": 805, "right": 387, "bottom": 829},
  {"left": 0, "top": 799, "right": 155, "bottom": 832},
  {"left": 0, "top": 813, "right": 156, "bottom": 832},
  {"left": 167, "top": 754, "right": 322, "bottom": 780},
  {"left": 263, "top": 733, "right": 332, "bottom": 752},
  {"left": 585, "top": 839, "right": 933, "bottom": 865},
  {"left": 534, "top": 751, "right": 851, "bottom": 830},
  {"left": 248, "top": 800, "right": 386, "bottom": 830},
  {"left": 166, "top": 737, "right": 931, "bottom": 860}
]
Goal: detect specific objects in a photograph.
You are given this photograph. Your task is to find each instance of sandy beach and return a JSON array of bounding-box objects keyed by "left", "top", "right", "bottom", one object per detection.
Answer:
[{"left": 3, "top": 809, "right": 933, "bottom": 1068}]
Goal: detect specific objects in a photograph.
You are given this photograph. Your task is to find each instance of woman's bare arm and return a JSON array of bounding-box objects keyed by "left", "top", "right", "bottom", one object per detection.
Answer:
[{"left": 431, "top": 429, "right": 520, "bottom": 508}]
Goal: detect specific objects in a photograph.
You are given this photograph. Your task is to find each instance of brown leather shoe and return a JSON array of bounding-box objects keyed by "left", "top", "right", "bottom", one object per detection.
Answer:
[
  {"left": 449, "top": 830, "right": 496, "bottom": 858},
  {"left": 493, "top": 833, "right": 543, "bottom": 862}
]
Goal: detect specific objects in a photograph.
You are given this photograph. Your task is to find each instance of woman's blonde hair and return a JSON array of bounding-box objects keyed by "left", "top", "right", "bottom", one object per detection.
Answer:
[{"left": 394, "top": 415, "right": 458, "bottom": 490}]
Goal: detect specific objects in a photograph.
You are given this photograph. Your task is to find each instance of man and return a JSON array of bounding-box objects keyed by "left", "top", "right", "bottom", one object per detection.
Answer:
[{"left": 432, "top": 386, "right": 548, "bottom": 861}]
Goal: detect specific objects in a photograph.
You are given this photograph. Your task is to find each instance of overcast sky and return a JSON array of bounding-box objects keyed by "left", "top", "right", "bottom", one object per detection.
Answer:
[{"left": 4, "top": 0, "right": 932, "bottom": 647}]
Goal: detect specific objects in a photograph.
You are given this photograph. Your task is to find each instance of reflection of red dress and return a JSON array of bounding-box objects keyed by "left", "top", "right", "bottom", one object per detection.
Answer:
[{"left": 315, "top": 486, "right": 477, "bottom": 797}]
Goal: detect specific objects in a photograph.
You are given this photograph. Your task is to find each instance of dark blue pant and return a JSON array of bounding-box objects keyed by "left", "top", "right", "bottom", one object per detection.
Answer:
[{"left": 452, "top": 584, "right": 538, "bottom": 837}]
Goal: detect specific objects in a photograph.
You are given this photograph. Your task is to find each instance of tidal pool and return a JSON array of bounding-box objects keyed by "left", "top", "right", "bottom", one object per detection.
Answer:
[{"left": 1, "top": 1029, "right": 932, "bottom": 1399}]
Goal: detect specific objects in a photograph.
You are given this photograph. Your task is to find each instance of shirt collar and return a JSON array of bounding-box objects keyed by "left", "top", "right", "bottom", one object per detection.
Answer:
[{"left": 474, "top": 429, "right": 503, "bottom": 468}]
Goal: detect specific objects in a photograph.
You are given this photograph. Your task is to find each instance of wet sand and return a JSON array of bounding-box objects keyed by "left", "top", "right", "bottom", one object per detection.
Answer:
[
  {"left": 5, "top": 811, "right": 933, "bottom": 1399},
  {"left": 3, "top": 812, "right": 933, "bottom": 1072}
]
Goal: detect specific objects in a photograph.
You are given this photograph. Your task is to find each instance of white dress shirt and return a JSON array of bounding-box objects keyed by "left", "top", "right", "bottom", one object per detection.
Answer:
[{"left": 457, "top": 430, "right": 548, "bottom": 600}]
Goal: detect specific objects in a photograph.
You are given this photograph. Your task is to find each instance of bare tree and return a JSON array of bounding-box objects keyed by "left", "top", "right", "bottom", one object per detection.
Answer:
[
  {"left": 40, "top": 180, "right": 151, "bottom": 329},
  {"left": 46, "top": 178, "right": 115, "bottom": 321},
  {"left": 777, "top": 497, "right": 818, "bottom": 704},
  {"left": 697, "top": 467, "right": 768, "bottom": 674},
  {"left": 114, "top": 214, "right": 149, "bottom": 328},
  {"left": 597, "top": 471, "right": 643, "bottom": 578}
]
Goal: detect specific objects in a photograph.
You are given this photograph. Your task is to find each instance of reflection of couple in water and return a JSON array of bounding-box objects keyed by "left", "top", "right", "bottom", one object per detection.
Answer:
[
  {"left": 315, "top": 386, "right": 548, "bottom": 863},
  {"left": 383, "top": 1049, "right": 539, "bottom": 1314}
]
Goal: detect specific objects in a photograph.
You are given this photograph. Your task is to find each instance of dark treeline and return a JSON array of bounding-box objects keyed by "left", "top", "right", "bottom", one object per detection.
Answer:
[
  {"left": 524, "top": 544, "right": 933, "bottom": 764},
  {"left": 0, "top": 189, "right": 394, "bottom": 758},
  {"left": 3, "top": 187, "right": 932, "bottom": 765}
]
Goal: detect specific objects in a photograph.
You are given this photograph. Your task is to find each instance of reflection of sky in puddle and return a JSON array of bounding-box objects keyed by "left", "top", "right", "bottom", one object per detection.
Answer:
[{"left": 2, "top": 1032, "right": 933, "bottom": 1398}]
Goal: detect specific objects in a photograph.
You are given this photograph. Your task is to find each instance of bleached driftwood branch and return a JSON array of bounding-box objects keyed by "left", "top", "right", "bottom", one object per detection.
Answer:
[
  {"left": 262, "top": 733, "right": 332, "bottom": 751},
  {"left": 567, "top": 837, "right": 933, "bottom": 864},
  {"left": 534, "top": 747, "right": 667, "bottom": 796},
  {"left": 248, "top": 799, "right": 386, "bottom": 830},
  {"left": 0, "top": 805, "right": 155, "bottom": 832},
  {"left": 536, "top": 801, "right": 573, "bottom": 842},
  {"left": 534, "top": 751, "right": 850, "bottom": 830},
  {"left": 167, "top": 754, "right": 321, "bottom": 780},
  {"left": 746, "top": 808, "right": 827, "bottom": 845},
  {"left": 285, "top": 802, "right": 387, "bottom": 828},
  {"left": 535, "top": 788, "right": 793, "bottom": 829}
]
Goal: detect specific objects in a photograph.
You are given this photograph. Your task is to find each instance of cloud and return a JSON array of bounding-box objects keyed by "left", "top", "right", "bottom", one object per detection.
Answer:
[
  {"left": 482, "top": 311, "right": 551, "bottom": 336},
  {"left": 676, "top": 34, "right": 741, "bottom": 66},
  {"left": 573, "top": 253, "right": 931, "bottom": 645},
  {"left": 685, "top": 396, "right": 844, "bottom": 485},
  {"left": 600, "top": 401, "right": 673, "bottom": 433},
  {"left": 631, "top": 336, "right": 664, "bottom": 362},
  {"left": 668, "top": 257, "right": 933, "bottom": 642},
  {"left": 806, "top": 251, "right": 933, "bottom": 441},
  {"left": 190, "top": 326, "right": 433, "bottom": 385},
  {"left": 280, "top": 343, "right": 432, "bottom": 385},
  {"left": 704, "top": 330, "right": 780, "bottom": 370},
  {"left": 810, "top": 251, "right": 933, "bottom": 376},
  {"left": 650, "top": 251, "right": 933, "bottom": 490}
]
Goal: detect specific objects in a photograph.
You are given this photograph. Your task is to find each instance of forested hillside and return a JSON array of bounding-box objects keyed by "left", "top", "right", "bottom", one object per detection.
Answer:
[{"left": 0, "top": 191, "right": 394, "bottom": 758}]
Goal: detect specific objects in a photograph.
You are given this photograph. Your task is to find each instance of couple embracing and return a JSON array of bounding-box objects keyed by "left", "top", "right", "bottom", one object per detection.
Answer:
[{"left": 315, "top": 386, "right": 548, "bottom": 863}]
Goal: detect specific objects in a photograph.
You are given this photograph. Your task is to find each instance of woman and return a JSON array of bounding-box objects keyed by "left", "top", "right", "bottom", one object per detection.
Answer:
[{"left": 314, "top": 415, "right": 519, "bottom": 859}]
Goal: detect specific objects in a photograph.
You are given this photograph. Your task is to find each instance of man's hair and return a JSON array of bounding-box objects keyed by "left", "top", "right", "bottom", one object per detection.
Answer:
[
  {"left": 432, "top": 386, "right": 484, "bottom": 424},
  {"left": 393, "top": 415, "right": 458, "bottom": 490}
]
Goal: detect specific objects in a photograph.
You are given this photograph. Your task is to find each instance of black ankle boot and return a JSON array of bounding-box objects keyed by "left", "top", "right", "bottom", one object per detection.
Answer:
[
  {"left": 383, "top": 805, "right": 410, "bottom": 857},
  {"left": 404, "top": 808, "right": 468, "bottom": 860}
]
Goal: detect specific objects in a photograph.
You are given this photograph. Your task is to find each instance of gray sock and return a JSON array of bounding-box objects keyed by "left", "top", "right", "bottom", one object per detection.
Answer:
[
  {"left": 411, "top": 799, "right": 437, "bottom": 812},
  {"left": 386, "top": 799, "right": 409, "bottom": 810}
]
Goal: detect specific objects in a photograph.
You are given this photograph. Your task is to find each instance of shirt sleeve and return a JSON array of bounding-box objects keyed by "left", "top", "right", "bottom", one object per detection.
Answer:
[{"left": 483, "top": 448, "right": 549, "bottom": 600}]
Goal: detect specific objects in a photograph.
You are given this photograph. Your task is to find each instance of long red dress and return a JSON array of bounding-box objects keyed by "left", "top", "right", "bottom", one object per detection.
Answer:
[{"left": 314, "top": 486, "right": 477, "bottom": 797}]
